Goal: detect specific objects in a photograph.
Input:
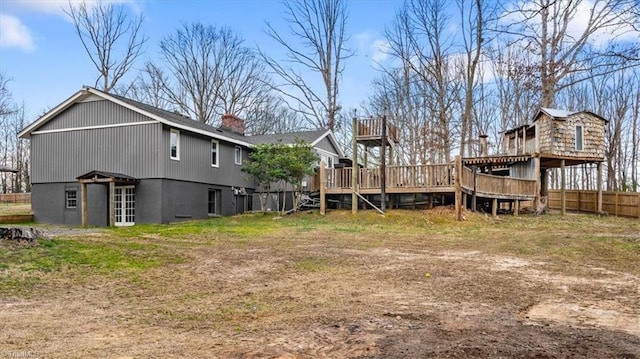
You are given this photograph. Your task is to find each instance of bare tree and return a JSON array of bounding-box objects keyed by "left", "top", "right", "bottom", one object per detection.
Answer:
[
  {"left": 243, "top": 94, "right": 301, "bottom": 135},
  {"left": 0, "top": 73, "right": 16, "bottom": 117},
  {"left": 261, "top": 0, "right": 351, "bottom": 130},
  {"left": 500, "top": 0, "right": 640, "bottom": 107},
  {"left": 385, "top": 0, "right": 460, "bottom": 163},
  {"left": 117, "top": 64, "right": 174, "bottom": 110},
  {"left": 488, "top": 42, "right": 541, "bottom": 131},
  {"left": 457, "top": 0, "right": 486, "bottom": 157},
  {"left": 631, "top": 70, "right": 640, "bottom": 191},
  {"left": 148, "top": 23, "right": 270, "bottom": 125},
  {"left": 66, "top": 0, "right": 147, "bottom": 92}
]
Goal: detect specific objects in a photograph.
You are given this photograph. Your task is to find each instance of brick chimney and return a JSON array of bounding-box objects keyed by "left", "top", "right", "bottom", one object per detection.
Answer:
[{"left": 221, "top": 114, "right": 245, "bottom": 135}]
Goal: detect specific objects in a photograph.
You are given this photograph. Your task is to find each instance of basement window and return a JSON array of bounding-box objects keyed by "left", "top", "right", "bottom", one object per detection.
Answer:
[
  {"left": 575, "top": 125, "right": 583, "bottom": 151},
  {"left": 66, "top": 190, "right": 77, "bottom": 209}
]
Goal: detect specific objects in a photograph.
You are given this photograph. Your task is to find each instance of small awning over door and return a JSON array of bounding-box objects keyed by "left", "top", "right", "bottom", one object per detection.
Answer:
[
  {"left": 76, "top": 170, "right": 139, "bottom": 185},
  {"left": 76, "top": 171, "right": 139, "bottom": 227}
]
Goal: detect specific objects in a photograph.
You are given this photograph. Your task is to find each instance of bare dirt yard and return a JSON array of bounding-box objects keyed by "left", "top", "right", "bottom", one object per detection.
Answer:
[{"left": 1, "top": 209, "right": 639, "bottom": 358}]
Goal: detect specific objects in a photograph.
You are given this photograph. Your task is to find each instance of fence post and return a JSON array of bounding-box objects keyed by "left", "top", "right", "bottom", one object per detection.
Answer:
[
  {"left": 351, "top": 116, "right": 358, "bottom": 214},
  {"left": 597, "top": 162, "right": 603, "bottom": 213},
  {"left": 561, "top": 159, "right": 566, "bottom": 215}
]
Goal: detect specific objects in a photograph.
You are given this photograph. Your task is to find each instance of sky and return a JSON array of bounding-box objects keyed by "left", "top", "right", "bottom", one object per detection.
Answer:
[{"left": 0, "top": 0, "right": 400, "bottom": 122}]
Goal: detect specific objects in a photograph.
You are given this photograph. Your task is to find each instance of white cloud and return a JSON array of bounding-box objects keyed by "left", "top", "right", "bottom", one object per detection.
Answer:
[
  {"left": 353, "top": 31, "right": 375, "bottom": 58},
  {"left": 0, "top": 13, "right": 35, "bottom": 51},
  {"left": 352, "top": 31, "right": 392, "bottom": 67},
  {"left": 371, "top": 39, "right": 390, "bottom": 63}
]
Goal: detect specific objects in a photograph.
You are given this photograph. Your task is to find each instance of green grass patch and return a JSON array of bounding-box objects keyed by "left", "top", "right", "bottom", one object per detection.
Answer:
[
  {"left": 0, "top": 237, "right": 184, "bottom": 297},
  {"left": 0, "top": 239, "right": 169, "bottom": 273},
  {"left": 109, "top": 214, "right": 282, "bottom": 240}
]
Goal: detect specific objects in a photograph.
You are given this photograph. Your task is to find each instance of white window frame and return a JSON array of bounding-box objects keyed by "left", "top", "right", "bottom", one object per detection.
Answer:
[
  {"left": 315, "top": 148, "right": 338, "bottom": 168},
  {"left": 575, "top": 125, "right": 583, "bottom": 151},
  {"left": 65, "top": 190, "right": 77, "bottom": 209},
  {"left": 170, "top": 129, "right": 180, "bottom": 160},
  {"left": 211, "top": 140, "right": 219, "bottom": 167},
  {"left": 234, "top": 146, "right": 242, "bottom": 165}
]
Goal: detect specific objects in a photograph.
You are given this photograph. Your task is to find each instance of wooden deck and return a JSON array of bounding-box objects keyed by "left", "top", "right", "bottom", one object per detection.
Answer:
[
  {"left": 320, "top": 163, "right": 536, "bottom": 200},
  {"left": 460, "top": 166, "right": 536, "bottom": 200},
  {"left": 356, "top": 118, "right": 399, "bottom": 147}
]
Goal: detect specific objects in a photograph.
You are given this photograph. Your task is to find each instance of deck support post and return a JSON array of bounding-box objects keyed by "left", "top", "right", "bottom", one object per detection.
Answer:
[
  {"left": 380, "top": 115, "right": 387, "bottom": 212},
  {"left": 533, "top": 156, "right": 541, "bottom": 209},
  {"left": 514, "top": 200, "right": 519, "bottom": 216},
  {"left": 351, "top": 116, "right": 358, "bottom": 214},
  {"left": 472, "top": 166, "right": 477, "bottom": 212},
  {"left": 561, "top": 159, "right": 566, "bottom": 215},
  {"left": 109, "top": 181, "right": 115, "bottom": 226},
  {"left": 320, "top": 161, "right": 326, "bottom": 215},
  {"left": 492, "top": 198, "right": 498, "bottom": 217},
  {"left": 81, "top": 182, "right": 88, "bottom": 227},
  {"left": 455, "top": 155, "right": 463, "bottom": 221},
  {"left": 597, "top": 161, "right": 603, "bottom": 213}
]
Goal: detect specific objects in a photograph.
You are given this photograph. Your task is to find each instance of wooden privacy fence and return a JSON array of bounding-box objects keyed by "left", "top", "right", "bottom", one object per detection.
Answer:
[
  {"left": 0, "top": 193, "right": 31, "bottom": 203},
  {"left": 548, "top": 190, "right": 640, "bottom": 218}
]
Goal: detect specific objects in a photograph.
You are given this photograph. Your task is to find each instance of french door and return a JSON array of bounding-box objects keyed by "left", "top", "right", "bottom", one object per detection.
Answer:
[{"left": 114, "top": 186, "right": 135, "bottom": 226}]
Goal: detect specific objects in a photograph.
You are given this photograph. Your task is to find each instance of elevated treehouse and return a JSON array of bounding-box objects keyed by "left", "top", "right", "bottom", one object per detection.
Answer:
[{"left": 315, "top": 107, "right": 607, "bottom": 216}]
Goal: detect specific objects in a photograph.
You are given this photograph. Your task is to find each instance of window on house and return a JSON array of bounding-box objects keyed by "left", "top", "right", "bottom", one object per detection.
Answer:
[
  {"left": 66, "top": 190, "right": 77, "bottom": 209},
  {"left": 575, "top": 125, "right": 583, "bottom": 151},
  {"left": 170, "top": 129, "right": 180, "bottom": 160},
  {"left": 211, "top": 140, "right": 219, "bottom": 167},
  {"left": 234, "top": 146, "right": 242, "bottom": 165},
  {"left": 208, "top": 189, "right": 219, "bottom": 215},
  {"left": 319, "top": 154, "right": 334, "bottom": 168}
]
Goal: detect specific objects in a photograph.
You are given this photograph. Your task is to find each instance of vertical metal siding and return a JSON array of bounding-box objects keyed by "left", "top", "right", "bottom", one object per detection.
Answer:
[
  {"left": 31, "top": 123, "right": 162, "bottom": 183},
  {"left": 162, "top": 127, "right": 254, "bottom": 187},
  {"left": 509, "top": 160, "right": 536, "bottom": 179},
  {"left": 37, "top": 100, "right": 153, "bottom": 131}
]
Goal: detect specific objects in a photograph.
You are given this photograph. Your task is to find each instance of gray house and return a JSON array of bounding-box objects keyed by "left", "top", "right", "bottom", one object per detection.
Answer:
[{"left": 19, "top": 86, "right": 343, "bottom": 226}]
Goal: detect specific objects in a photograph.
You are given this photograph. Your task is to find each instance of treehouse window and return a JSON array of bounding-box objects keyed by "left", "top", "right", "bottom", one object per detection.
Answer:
[{"left": 575, "top": 125, "right": 583, "bottom": 151}]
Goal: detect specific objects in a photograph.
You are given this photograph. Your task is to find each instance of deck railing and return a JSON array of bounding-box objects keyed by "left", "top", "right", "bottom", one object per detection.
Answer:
[
  {"left": 461, "top": 166, "right": 536, "bottom": 198},
  {"left": 325, "top": 164, "right": 455, "bottom": 190},
  {"left": 357, "top": 118, "right": 398, "bottom": 142}
]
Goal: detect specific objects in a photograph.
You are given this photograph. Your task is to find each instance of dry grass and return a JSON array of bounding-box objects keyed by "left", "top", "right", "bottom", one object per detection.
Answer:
[
  {"left": 0, "top": 203, "right": 31, "bottom": 216},
  {"left": 0, "top": 209, "right": 639, "bottom": 358}
]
